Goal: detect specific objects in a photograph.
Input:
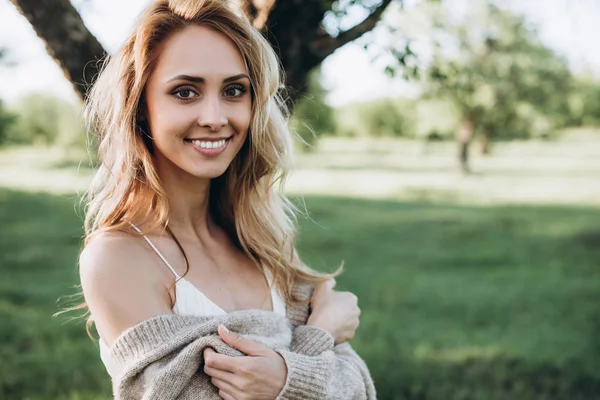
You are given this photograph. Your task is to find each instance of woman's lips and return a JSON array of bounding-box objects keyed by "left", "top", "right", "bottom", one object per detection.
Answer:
[{"left": 185, "top": 137, "right": 231, "bottom": 156}]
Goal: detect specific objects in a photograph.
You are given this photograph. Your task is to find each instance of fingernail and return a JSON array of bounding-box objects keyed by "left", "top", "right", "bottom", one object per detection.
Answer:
[{"left": 220, "top": 324, "right": 230, "bottom": 334}]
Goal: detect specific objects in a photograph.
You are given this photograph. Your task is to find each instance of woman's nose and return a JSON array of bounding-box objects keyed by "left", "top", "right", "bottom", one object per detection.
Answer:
[{"left": 197, "top": 95, "right": 228, "bottom": 131}]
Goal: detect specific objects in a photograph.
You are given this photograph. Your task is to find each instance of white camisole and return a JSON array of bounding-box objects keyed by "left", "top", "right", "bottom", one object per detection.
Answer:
[{"left": 98, "top": 224, "right": 287, "bottom": 377}]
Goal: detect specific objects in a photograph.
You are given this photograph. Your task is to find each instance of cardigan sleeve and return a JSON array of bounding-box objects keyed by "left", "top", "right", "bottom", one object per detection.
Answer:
[{"left": 274, "top": 325, "right": 377, "bottom": 400}]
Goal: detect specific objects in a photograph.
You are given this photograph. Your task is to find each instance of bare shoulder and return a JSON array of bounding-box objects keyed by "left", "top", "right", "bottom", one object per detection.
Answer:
[
  {"left": 79, "top": 230, "right": 156, "bottom": 291},
  {"left": 80, "top": 230, "right": 172, "bottom": 346}
]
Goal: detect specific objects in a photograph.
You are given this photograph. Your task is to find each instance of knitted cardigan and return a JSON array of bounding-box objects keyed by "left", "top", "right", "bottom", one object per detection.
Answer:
[{"left": 107, "top": 283, "right": 377, "bottom": 399}]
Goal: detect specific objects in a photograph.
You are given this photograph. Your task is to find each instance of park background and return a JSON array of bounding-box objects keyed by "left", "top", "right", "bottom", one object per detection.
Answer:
[{"left": 0, "top": 0, "right": 599, "bottom": 399}]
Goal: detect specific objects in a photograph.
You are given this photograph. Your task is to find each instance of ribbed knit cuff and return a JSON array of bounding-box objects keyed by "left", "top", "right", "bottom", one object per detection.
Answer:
[
  {"left": 275, "top": 350, "right": 332, "bottom": 400},
  {"left": 291, "top": 325, "right": 334, "bottom": 356},
  {"left": 110, "top": 315, "right": 207, "bottom": 370}
]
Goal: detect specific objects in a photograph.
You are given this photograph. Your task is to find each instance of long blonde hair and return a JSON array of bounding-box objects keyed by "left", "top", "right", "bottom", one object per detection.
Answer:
[{"left": 73, "top": 0, "right": 336, "bottom": 331}]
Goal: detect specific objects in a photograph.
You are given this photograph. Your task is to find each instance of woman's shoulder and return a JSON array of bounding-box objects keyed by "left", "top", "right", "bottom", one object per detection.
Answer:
[
  {"left": 80, "top": 230, "right": 148, "bottom": 275},
  {"left": 79, "top": 230, "right": 163, "bottom": 300},
  {"left": 79, "top": 230, "right": 173, "bottom": 345},
  {"left": 79, "top": 228, "right": 170, "bottom": 290}
]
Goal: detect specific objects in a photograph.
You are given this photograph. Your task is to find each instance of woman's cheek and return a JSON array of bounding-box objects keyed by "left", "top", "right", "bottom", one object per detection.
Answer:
[
  {"left": 236, "top": 108, "right": 253, "bottom": 137},
  {"left": 153, "top": 110, "right": 187, "bottom": 142}
]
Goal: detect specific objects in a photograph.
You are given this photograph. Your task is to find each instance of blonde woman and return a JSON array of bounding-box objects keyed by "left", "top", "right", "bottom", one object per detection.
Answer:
[{"left": 79, "top": 0, "right": 375, "bottom": 398}]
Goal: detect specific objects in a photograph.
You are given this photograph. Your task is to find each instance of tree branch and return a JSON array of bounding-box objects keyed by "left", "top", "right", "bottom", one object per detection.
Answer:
[
  {"left": 311, "top": 0, "right": 394, "bottom": 59},
  {"left": 9, "top": 0, "right": 107, "bottom": 101}
]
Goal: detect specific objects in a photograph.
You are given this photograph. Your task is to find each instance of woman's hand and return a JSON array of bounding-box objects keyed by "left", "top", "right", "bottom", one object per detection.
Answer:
[
  {"left": 307, "top": 278, "right": 361, "bottom": 344},
  {"left": 203, "top": 325, "right": 287, "bottom": 400}
]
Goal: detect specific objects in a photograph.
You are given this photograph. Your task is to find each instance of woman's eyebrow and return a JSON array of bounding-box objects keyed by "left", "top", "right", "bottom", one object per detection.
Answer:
[
  {"left": 223, "top": 73, "right": 250, "bottom": 83},
  {"left": 167, "top": 73, "right": 250, "bottom": 83}
]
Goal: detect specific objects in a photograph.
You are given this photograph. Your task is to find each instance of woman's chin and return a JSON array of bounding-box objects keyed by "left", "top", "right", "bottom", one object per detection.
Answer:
[{"left": 186, "top": 165, "right": 230, "bottom": 180}]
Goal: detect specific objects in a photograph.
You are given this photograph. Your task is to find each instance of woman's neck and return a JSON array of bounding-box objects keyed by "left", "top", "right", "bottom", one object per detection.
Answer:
[{"left": 155, "top": 159, "right": 215, "bottom": 241}]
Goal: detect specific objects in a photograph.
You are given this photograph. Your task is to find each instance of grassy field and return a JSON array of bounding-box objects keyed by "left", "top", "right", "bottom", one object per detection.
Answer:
[{"left": 1, "top": 136, "right": 600, "bottom": 399}]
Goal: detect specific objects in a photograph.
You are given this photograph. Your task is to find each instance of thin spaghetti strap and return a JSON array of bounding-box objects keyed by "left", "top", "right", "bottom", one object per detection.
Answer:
[{"left": 128, "top": 222, "right": 182, "bottom": 281}]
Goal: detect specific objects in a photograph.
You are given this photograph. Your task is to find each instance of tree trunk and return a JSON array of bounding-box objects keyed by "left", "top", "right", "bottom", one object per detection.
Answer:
[
  {"left": 481, "top": 131, "right": 492, "bottom": 155},
  {"left": 263, "top": 1, "right": 327, "bottom": 104},
  {"left": 458, "top": 119, "right": 474, "bottom": 174},
  {"left": 9, "top": 0, "right": 106, "bottom": 101},
  {"left": 459, "top": 141, "right": 470, "bottom": 174}
]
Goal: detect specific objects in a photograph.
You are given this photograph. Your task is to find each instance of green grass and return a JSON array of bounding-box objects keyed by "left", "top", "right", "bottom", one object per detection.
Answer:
[
  {"left": 1, "top": 188, "right": 600, "bottom": 399},
  {"left": 296, "top": 197, "right": 600, "bottom": 399}
]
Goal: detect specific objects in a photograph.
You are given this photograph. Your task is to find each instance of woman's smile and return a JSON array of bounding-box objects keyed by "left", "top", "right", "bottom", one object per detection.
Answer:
[{"left": 184, "top": 136, "right": 233, "bottom": 156}]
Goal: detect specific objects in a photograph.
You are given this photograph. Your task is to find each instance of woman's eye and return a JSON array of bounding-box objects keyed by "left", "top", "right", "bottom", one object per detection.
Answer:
[
  {"left": 223, "top": 85, "right": 247, "bottom": 98},
  {"left": 173, "top": 88, "right": 197, "bottom": 100}
]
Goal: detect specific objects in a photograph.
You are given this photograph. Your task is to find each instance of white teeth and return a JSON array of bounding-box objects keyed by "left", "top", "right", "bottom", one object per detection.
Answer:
[{"left": 190, "top": 139, "right": 226, "bottom": 149}]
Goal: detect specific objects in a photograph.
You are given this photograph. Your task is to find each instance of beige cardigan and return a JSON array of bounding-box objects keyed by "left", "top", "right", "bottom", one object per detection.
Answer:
[{"left": 107, "top": 283, "right": 377, "bottom": 399}]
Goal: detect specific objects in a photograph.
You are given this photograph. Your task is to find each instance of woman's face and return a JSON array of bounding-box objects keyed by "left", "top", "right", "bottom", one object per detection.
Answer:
[{"left": 144, "top": 25, "right": 252, "bottom": 180}]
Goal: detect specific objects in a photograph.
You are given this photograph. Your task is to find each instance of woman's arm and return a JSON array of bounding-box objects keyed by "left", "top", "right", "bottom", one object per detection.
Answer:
[{"left": 279, "top": 280, "right": 376, "bottom": 399}]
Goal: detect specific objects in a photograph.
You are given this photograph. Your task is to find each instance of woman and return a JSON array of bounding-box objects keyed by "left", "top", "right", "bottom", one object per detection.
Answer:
[{"left": 78, "top": 0, "right": 375, "bottom": 398}]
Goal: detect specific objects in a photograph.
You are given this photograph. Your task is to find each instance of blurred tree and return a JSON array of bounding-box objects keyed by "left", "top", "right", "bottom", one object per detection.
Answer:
[
  {"left": 4, "top": 94, "right": 85, "bottom": 147},
  {"left": 335, "top": 98, "right": 412, "bottom": 138},
  {"left": 424, "top": 1, "right": 573, "bottom": 173},
  {"left": 363, "top": 1, "right": 420, "bottom": 80},
  {"left": 0, "top": 101, "right": 18, "bottom": 146},
  {"left": 356, "top": 100, "right": 406, "bottom": 137},
  {"left": 0, "top": 49, "right": 18, "bottom": 145},
  {"left": 569, "top": 75, "right": 600, "bottom": 126},
  {"left": 292, "top": 67, "right": 336, "bottom": 151},
  {"left": 9, "top": 0, "right": 402, "bottom": 105}
]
